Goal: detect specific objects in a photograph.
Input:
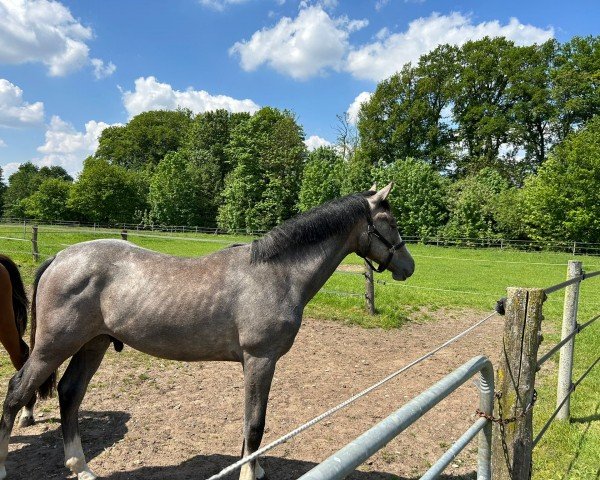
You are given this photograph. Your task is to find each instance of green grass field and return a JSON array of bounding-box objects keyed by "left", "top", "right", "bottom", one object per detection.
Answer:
[{"left": 0, "top": 223, "right": 598, "bottom": 479}]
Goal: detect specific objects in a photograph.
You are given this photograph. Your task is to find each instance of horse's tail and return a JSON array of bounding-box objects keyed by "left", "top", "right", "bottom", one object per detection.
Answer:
[
  {"left": 0, "top": 255, "right": 29, "bottom": 338},
  {"left": 30, "top": 256, "right": 56, "bottom": 399}
]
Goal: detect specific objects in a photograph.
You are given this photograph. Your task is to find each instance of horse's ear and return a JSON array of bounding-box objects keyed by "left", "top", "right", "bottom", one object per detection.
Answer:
[
  {"left": 370, "top": 182, "right": 393, "bottom": 204},
  {"left": 369, "top": 182, "right": 377, "bottom": 192}
]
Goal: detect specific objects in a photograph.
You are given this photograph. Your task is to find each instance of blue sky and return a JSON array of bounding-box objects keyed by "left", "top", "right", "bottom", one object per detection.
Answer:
[{"left": 0, "top": 0, "right": 598, "bottom": 179}]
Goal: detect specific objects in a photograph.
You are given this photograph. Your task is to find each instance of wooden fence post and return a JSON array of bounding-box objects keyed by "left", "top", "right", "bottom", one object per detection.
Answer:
[
  {"left": 364, "top": 260, "right": 375, "bottom": 315},
  {"left": 31, "top": 225, "right": 39, "bottom": 261},
  {"left": 492, "top": 287, "right": 544, "bottom": 480},
  {"left": 556, "top": 260, "right": 581, "bottom": 421},
  {"left": 121, "top": 229, "right": 128, "bottom": 241}
]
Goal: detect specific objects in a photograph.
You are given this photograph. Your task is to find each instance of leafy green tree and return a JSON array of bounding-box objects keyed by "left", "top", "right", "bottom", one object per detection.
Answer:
[
  {"left": 298, "top": 146, "right": 343, "bottom": 212},
  {"left": 148, "top": 151, "right": 219, "bottom": 226},
  {"left": 96, "top": 110, "right": 193, "bottom": 171},
  {"left": 0, "top": 167, "right": 6, "bottom": 217},
  {"left": 340, "top": 149, "right": 374, "bottom": 195},
  {"left": 552, "top": 36, "right": 600, "bottom": 140},
  {"left": 443, "top": 168, "right": 509, "bottom": 238},
  {"left": 523, "top": 116, "right": 600, "bottom": 242},
  {"left": 453, "top": 38, "right": 518, "bottom": 175},
  {"left": 3, "top": 163, "right": 42, "bottom": 217},
  {"left": 373, "top": 158, "right": 450, "bottom": 237},
  {"left": 507, "top": 40, "right": 557, "bottom": 182},
  {"left": 22, "top": 178, "right": 73, "bottom": 221},
  {"left": 69, "top": 157, "right": 148, "bottom": 224},
  {"left": 492, "top": 188, "right": 529, "bottom": 239},
  {"left": 218, "top": 107, "right": 306, "bottom": 231}
]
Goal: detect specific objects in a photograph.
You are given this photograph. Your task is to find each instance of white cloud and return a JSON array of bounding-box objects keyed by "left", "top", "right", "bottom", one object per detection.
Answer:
[
  {"left": 0, "top": 79, "right": 45, "bottom": 127},
  {"left": 230, "top": 5, "right": 368, "bottom": 80},
  {"left": 91, "top": 58, "right": 116, "bottom": 79},
  {"left": 305, "top": 135, "right": 332, "bottom": 151},
  {"left": 346, "top": 12, "right": 554, "bottom": 81},
  {"left": 198, "top": 0, "right": 251, "bottom": 10},
  {"left": 122, "top": 76, "right": 260, "bottom": 118},
  {"left": 1, "top": 162, "right": 21, "bottom": 179},
  {"left": 347, "top": 91, "right": 372, "bottom": 125},
  {"left": 36, "top": 115, "right": 117, "bottom": 175},
  {"left": 0, "top": 0, "right": 113, "bottom": 77},
  {"left": 0, "top": 139, "right": 6, "bottom": 148}
]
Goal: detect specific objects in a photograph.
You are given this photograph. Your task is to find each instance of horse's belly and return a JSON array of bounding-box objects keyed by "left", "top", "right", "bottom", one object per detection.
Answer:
[{"left": 106, "top": 311, "right": 242, "bottom": 362}]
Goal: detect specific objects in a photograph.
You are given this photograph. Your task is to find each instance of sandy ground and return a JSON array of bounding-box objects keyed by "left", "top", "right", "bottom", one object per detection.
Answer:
[{"left": 2, "top": 311, "right": 504, "bottom": 480}]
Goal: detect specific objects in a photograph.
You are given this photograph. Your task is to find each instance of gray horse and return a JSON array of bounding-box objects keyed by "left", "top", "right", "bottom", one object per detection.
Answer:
[{"left": 0, "top": 183, "right": 414, "bottom": 480}]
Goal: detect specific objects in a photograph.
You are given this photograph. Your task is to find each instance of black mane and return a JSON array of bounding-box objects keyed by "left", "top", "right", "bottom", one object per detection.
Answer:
[{"left": 251, "top": 192, "right": 374, "bottom": 263}]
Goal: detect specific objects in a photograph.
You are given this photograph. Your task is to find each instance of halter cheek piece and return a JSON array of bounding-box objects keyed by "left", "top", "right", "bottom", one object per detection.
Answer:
[{"left": 357, "top": 218, "right": 406, "bottom": 273}]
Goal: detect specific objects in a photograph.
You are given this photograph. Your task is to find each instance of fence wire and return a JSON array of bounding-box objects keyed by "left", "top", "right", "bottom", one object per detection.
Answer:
[{"left": 207, "top": 310, "right": 498, "bottom": 480}]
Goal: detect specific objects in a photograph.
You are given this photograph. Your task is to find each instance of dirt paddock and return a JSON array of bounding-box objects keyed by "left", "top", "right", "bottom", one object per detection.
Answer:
[{"left": 3, "top": 311, "right": 503, "bottom": 479}]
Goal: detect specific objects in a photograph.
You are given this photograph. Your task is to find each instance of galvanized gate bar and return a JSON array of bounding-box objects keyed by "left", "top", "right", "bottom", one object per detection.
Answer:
[
  {"left": 421, "top": 417, "right": 488, "bottom": 480},
  {"left": 298, "top": 356, "right": 494, "bottom": 480}
]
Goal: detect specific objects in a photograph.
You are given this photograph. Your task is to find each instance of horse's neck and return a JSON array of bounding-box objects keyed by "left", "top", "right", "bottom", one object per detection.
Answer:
[{"left": 284, "top": 232, "right": 356, "bottom": 306}]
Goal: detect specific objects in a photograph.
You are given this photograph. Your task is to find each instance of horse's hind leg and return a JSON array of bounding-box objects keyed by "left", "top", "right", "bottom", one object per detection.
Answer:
[
  {"left": 16, "top": 339, "right": 36, "bottom": 428},
  {"left": 240, "top": 354, "right": 276, "bottom": 480},
  {"left": 59, "top": 335, "right": 110, "bottom": 480},
  {"left": 0, "top": 353, "right": 66, "bottom": 479}
]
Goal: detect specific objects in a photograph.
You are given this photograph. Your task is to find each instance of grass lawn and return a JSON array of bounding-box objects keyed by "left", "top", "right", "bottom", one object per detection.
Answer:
[{"left": 0, "top": 223, "right": 598, "bottom": 479}]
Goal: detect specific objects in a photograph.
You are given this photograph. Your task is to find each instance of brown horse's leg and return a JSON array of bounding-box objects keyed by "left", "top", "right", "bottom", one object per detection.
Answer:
[
  {"left": 240, "top": 354, "right": 276, "bottom": 480},
  {"left": 0, "top": 271, "right": 23, "bottom": 370},
  {"left": 59, "top": 336, "right": 110, "bottom": 480}
]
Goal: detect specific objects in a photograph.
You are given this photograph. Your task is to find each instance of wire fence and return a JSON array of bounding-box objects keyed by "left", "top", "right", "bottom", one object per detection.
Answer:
[{"left": 1, "top": 223, "right": 599, "bottom": 478}]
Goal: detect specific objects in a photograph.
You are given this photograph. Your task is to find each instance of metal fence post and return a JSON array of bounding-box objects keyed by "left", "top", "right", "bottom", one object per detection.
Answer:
[
  {"left": 364, "top": 260, "right": 375, "bottom": 315},
  {"left": 31, "top": 225, "right": 39, "bottom": 261},
  {"left": 492, "top": 287, "right": 544, "bottom": 480},
  {"left": 556, "top": 260, "right": 581, "bottom": 421}
]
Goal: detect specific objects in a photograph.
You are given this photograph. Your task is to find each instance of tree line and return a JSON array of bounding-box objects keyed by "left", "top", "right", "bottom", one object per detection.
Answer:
[{"left": 1, "top": 35, "right": 599, "bottom": 243}]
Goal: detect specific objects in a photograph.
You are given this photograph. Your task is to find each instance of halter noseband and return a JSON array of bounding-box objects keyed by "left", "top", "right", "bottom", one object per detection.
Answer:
[{"left": 358, "top": 218, "right": 406, "bottom": 273}]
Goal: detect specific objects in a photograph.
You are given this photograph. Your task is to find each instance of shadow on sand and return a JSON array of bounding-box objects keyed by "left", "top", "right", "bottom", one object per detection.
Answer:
[
  {"left": 7, "top": 410, "right": 130, "bottom": 479},
  {"left": 6, "top": 410, "right": 475, "bottom": 480}
]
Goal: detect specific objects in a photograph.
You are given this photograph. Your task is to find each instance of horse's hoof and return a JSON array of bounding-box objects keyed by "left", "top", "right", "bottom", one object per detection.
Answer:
[
  {"left": 78, "top": 472, "right": 98, "bottom": 480},
  {"left": 18, "top": 415, "right": 35, "bottom": 428},
  {"left": 256, "top": 462, "right": 266, "bottom": 480}
]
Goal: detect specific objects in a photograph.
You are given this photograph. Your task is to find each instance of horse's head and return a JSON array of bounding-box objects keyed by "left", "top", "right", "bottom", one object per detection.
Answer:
[{"left": 358, "top": 183, "right": 415, "bottom": 281}]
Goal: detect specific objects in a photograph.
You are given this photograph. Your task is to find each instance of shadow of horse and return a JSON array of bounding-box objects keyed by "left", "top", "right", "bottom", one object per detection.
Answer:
[
  {"left": 101, "top": 454, "right": 476, "bottom": 480},
  {"left": 5, "top": 410, "right": 475, "bottom": 480},
  {"left": 7, "top": 410, "right": 130, "bottom": 479}
]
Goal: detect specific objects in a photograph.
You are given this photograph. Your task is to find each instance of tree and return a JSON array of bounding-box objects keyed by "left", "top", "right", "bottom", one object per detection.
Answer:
[
  {"left": 357, "top": 44, "right": 458, "bottom": 171},
  {"left": 69, "top": 157, "right": 148, "bottom": 224},
  {"left": 552, "top": 36, "right": 600, "bottom": 140},
  {"left": 298, "top": 147, "right": 343, "bottom": 212},
  {"left": 340, "top": 149, "right": 374, "bottom": 195},
  {"left": 218, "top": 107, "right": 306, "bottom": 231},
  {"left": 523, "top": 116, "right": 600, "bottom": 242},
  {"left": 453, "top": 38, "right": 518, "bottom": 175},
  {"left": 507, "top": 40, "right": 557, "bottom": 183},
  {"left": 443, "top": 167, "right": 509, "bottom": 238},
  {"left": 0, "top": 167, "right": 6, "bottom": 217},
  {"left": 23, "top": 178, "right": 73, "bottom": 222},
  {"left": 373, "top": 158, "right": 449, "bottom": 237},
  {"left": 95, "top": 110, "right": 193, "bottom": 171},
  {"left": 148, "top": 151, "right": 219, "bottom": 226}
]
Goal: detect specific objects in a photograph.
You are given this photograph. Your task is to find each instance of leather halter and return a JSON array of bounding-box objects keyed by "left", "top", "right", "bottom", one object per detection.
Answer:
[{"left": 358, "top": 218, "right": 406, "bottom": 273}]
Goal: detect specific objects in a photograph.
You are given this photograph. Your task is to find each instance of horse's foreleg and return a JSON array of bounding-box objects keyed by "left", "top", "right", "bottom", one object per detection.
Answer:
[
  {"left": 240, "top": 354, "right": 276, "bottom": 480},
  {"left": 59, "top": 336, "right": 110, "bottom": 480}
]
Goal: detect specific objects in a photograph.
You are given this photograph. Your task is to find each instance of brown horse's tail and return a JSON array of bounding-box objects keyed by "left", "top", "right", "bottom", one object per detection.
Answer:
[
  {"left": 0, "top": 255, "right": 29, "bottom": 338},
  {"left": 30, "top": 256, "right": 56, "bottom": 399}
]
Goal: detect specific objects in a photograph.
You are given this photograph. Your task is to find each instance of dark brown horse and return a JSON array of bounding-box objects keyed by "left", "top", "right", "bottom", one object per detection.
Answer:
[{"left": 0, "top": 255, "right": 35, "bottom": 428}]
